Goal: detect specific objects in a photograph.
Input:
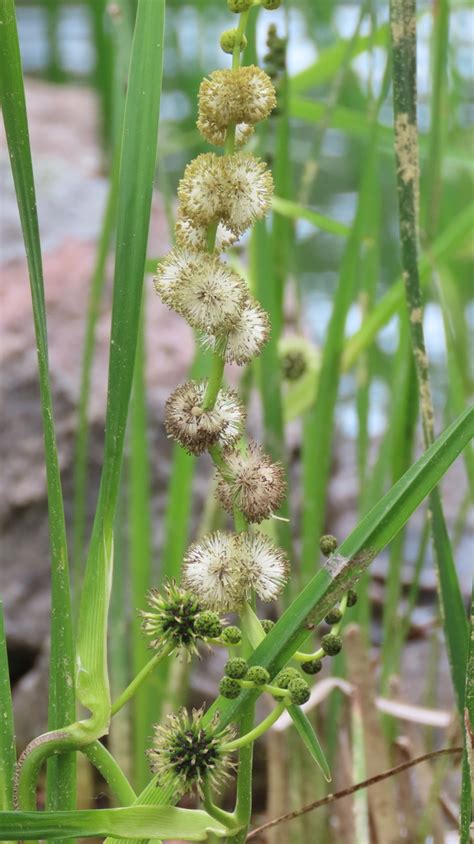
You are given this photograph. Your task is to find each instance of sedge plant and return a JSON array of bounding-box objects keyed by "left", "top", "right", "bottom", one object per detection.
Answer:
[{"left": 0, "top": 0, "right": 472, "bottom": 842}]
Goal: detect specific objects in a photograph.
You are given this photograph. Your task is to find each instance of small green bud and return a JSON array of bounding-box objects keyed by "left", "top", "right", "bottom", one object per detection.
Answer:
[
  {"left": 262, "top": 0, "right": 282, "bottom": 9},
  {"left": 225, "top": 657, "right": 248, "bottom": 679},
  {"left": 274, "top": 667, "right": 301, "bottom": 689},
  {"left": 301, "top": 659, "right": 322, "bottom": 675},
  {"left": 288, "top": 677, "right": 311, "bottom": 705},
  {"left": 227, "top": 0, "right": 253, "bottom": 12},
  {"left": 324, "top": 608, "right": 342, "bottom": 626},
  {"left": 261, "top": 619, "right": 275, "bottom": 633},
  {"left": 220, "top": 28, "right": 248, "bottom": 55},
  {"left": 219, "top": 676, "right": 241, "bottom": 699},
  {"left": 347, "top": 589, "right": 358, "bottom": 607},
  {"left": 220, "top": 626, "right": 242, "bottom": 645},
  {"left": 320, "top": 534, "right": 338, "bottom": 556},
  {"left": 321, "top": 633, "right": 343, "bottom": 656},
  {"left": 246, "top": 666, "right": 270, "bottom": 686},
  {"left": 194, "top": 611, "right": 222, "bottom": 639}
]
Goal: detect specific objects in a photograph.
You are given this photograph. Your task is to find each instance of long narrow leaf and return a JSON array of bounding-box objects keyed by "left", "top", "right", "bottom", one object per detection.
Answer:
[
  {"left": 0, "top": 808, "right": 228, "bottom": 841},
  {"left": 287, "top": 705, "right": 331, "bottom": 782},
  {"left": 0, "top": 0, "right": 76, "bottom": 814},
  {"left": 75, "top": 0, "right": 165, "bottom": 729},
  {"left": 0, "top": 604, "right": 15, "bottom": 810}
]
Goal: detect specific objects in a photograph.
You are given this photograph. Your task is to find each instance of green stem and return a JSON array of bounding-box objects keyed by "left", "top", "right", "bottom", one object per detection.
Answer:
[
  {"left": 202, "top": 781, "right": 238, "bottom": 829},
  {"left": 82, "top": 741, "right": 136, "bottom": 805},
  {"left": 222, "top": 699, "right": 287, "bottom": 753},
  {"left": 202, "top": 353, "right": 226, "bottom": 411},
  {"left": 110, "top": 647, "right": 172, "bottom": 717}
]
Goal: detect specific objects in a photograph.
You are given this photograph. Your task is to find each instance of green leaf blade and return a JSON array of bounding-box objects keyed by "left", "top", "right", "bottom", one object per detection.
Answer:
[{"left": 287, "top": 705, "right": 331, "bottom": 782}]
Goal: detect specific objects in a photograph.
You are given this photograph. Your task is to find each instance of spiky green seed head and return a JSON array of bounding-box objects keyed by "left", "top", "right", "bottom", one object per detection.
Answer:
[
  {"left": 319, "top": 534, "right": 338, "bottom": 556},
  {"left": 224, "top": 657, "right": 248, "bottom": 679},
  {"left": 148, "top": 708, "right": 234, "bottom": 797},
  {"left": 324, "top": 608, "right": 342, "bottom": 626},
  {"left": 227, "top": 0, "right": 253, "bottom": 11},
  {"left": 261, "top": 619, "right": 275, "bottom": 633},
  {"left": 220, "top": 28, "right": 247, "bottom": 55},
  {"left": 301, "top": 659, "right": 323, "bottom": 676},
  {"left": 220, "top": 625, "right": 242, "bottom": 645},
  {"left": 288, "top": 677, "right": 311, "bottom": 705},
  {"left": 246, "top": 666, "right": 270, "bottom": 686},
  {"left": 194, "top": 611, "right": 222, "bottom": 639},
  {"left": 347, "top": 589, "right": 358, "bottom": 607},
  {"left": 140, "top": 582, "right": 204, "bottom": 657},
  {"left": 274, "top": 667, "right": 301, "bottom": 689},
  {"left": 262, "top": 0, "right": 281, "bottom": 9},
  {"left": 219, "top": 676, "right": 241, "bottom": 699},
  {"left": 321, "top": 633, "right": 343, "bottom": 656}
]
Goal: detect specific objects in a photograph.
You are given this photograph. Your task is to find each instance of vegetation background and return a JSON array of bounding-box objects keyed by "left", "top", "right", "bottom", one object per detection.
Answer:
[{"left": 0, "top": 0, "right": 473, "bottom": 841}]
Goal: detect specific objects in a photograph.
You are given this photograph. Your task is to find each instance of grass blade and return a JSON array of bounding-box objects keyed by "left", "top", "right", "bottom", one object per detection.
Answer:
[
  {"left": 287, "top": 706, "right": 331, "bottom": 782},
  {"left": 75, "top": 0, "right": 165, "bottom": 730},
  {"left": 106, "top": 405, "right": 474, "bottom": 822},
  {"left": 0, "top": 603, "right": 15, "bottom": 811},
  {"left": 271, "top": 196, "right": 349, "bottom": 237},
  {"left": 389, "top": 0, "right": 468, "bottom": 713},
  {"left": 129, "top": 311, "right": 153, "bottom": 791},
  {"left": 0, "top": 0, "right": 76, "bottom": 815},
  {"left": 460, "top": 588, "right": 473, "bottom": 844},
  {"left": 0, "top": 808, "right": 228, "bottom": 841}
]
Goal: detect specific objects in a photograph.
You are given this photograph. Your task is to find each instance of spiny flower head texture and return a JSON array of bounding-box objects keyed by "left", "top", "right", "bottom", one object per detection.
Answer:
[
  {"left": 177, "top": 152, "right": 273, "bottom": 235},
  {"left": 197, "top": 66, "right": 276, "bottom": 147},
  {"left": 154, "top": 249, "right": 248, "bottom": 333},
  {"left": 148, "top": 708, "right": 234, "bottom": 797},
  {"left": 202, "top": 300, "right": 270, "bottom": 366},
  {"left": 215, "top": 440, "right": 286, "bottom": 522},
  {"left": 175, "top": 210, "right": 238, "bottom": 253},
  {"left": 164, "top": 381, "right": 245, "bottom": 455},
  {"left": 182, "top": 530, "right": 289, "bottom": 612},
  {"left": 141, "top": 582, "right": 206, "bottom": 657}
]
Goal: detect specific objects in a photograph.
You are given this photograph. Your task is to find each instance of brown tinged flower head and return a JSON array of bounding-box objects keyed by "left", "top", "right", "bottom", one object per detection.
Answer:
[
  {"left": 202, "top": 299, "right": 270, "bottom": 365},
  {"left": 147, "top": 707, "right": 235, "bottom": 798},
  {"left": 182, "top": 530, "right": 289, "bottom": 612},
  {"left": 197, "top": 67, "right": 276, "bottom": 147},
  {"left": 177, "top": 152, "right": 273, "bottom": 236},
  {"left": 165, "top": 381, "right": 245, "bottom": 455},
  {"left": 215, "top": 440, "right": 286, "bottom": 522},
  {"left": 154, "top": 249, "right": 249, "bottom": 334}
]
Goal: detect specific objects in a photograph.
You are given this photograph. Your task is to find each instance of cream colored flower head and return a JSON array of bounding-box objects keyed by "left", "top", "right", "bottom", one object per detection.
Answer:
[
  {"left": 197, "top": 66, "right": 276, "bottom": 147},
  {"left": 177, "top": 153, "right": 224, "bottom": 228},
  {"left": 165, "top": 381, "right": 245, "bottom": 455},
  {"left": 154, "top": 249, "right": 248, "bottom": 333},
  {"left": 175, "top": 209, "right": 238, "bottom": 253},
  {"left": 239, "top": 532, "right": 289, "bottom": 602},
  {"left": 203, "top": 299, "right": 270, "bottom": 365},
  {"left": 182, "top": 532, "right": 245, "bottom": 612},
  {"left": 222, "top": 153, "right": 274, "bottom": 234},
  {"left": 182, "top": 530, "right": 289, "bottom": 612},
  {"left": 215, "top": 440, "right": 286, "bottom": 522},
  {"left": 177, "top": 152, "right": 273, "bottom": 235}
]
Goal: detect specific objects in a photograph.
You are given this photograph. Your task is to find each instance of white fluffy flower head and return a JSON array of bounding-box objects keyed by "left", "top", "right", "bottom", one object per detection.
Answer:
[
  {"left": 197, "top": 67, "right": 276, "bottom": 147},
  {"left": 182, "top": 532, "right": 245, "bottom": 612},
  {"left": 239, "top": 532, "right": 289, "bottom": 602}
]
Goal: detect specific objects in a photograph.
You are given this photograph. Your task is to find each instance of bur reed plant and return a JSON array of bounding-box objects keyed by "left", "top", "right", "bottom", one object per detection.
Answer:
[{"left": 0, "top": 0, "right": 473, "bottom": 841}]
